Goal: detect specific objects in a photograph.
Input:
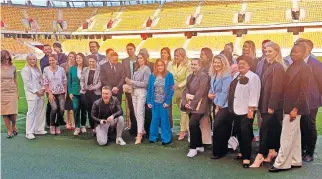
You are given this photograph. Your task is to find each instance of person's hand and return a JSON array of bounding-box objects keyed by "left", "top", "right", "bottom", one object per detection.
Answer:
[
  {"left": 40, "top": 89, "right": 45, "bottom": 95},
  {"left": 48, "top": 93, "right": 55, "bottom": 103},
  {"left": 69, "top": 94, "right": 73, "bottom": 100},
  {"left": 112, "top": 87, "right": 119, "bottom": 94},
  {"left": 173, "top": 85, "right": 179, "bottom": 91},
  {"left": 268, "top": 108, "right": 274, "bottom": 114},
  {"left": 125, "top": 77, "right": 132, "bottom": 85},
  {"left": 36, "top": 91, "right": 42, "bottom": 97},
  {"left": 247, "top": 108, "right": 254, "bottom": 119},
  {"left": 100, "top": 120, "right": 107, "bottom": 125},
  {"left": 208, "top": 93, "right": 215, "bottom": 100},
  {"left": 163, "top": 103, "right": 169, "bottom": 108},
  {"left": 290, "top": 108, "right": 298, "bottom": 122},
  {"left": 185, "top": 103, "right": 191, "bottom": 109},
  {"left": 106, "top": 116, "right": 114, "bottom": 123},
  {"left": 147, "top": 104, "right": 152, "bottom": 108}
]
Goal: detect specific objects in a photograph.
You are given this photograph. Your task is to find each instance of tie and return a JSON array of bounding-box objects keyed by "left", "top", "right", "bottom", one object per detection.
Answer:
[{"left": 111, "top": 65, "right": 116, "bottom": 72}]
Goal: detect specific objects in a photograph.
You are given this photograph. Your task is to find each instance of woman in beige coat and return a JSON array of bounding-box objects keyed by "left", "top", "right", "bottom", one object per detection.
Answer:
[{"left": 167, "top": 48, "right": 191, "bottom": 140}]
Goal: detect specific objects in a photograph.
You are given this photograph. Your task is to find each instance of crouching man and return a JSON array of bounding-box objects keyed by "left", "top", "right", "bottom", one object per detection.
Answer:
[{"left": 91, "top": 86, "right": 126, "bottom": 146}]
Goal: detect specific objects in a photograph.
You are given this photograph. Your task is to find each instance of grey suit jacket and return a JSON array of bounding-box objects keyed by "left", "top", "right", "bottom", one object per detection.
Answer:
[
  {"left": 182, "top": 70, "right": 210, "bottom": 114},
  {"left": 80, "top": 67, "right": 101, "bottom": 95},
  {"left": 100, "top": 62, "right": 125, "bottom": 92},
  {"left": 122, "top": 56, "right": 137, "bottom": 79}
]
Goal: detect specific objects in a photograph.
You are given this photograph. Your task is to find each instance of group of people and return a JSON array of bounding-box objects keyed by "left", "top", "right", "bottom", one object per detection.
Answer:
[{"left": 1, "top": 37, "right": 321, "bottom": 173}]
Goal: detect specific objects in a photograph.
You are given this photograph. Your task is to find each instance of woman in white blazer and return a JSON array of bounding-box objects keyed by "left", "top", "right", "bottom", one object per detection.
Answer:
[
  {"left": 21, "top": 53, "right": 47, "bottom": 140},
  {"left": 228, "top": 55, "right": 261, "bottom": 168}
]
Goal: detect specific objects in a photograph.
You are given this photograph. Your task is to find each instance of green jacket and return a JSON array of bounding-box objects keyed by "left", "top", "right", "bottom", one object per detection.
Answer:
[{"left": 68, "top": 66, "right": 81, "bottom": 95}]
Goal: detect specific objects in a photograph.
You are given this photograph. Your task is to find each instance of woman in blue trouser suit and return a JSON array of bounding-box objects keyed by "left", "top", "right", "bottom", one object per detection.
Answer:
[{"left": 147, "top": 59, "right": 174, "bottom": 144}]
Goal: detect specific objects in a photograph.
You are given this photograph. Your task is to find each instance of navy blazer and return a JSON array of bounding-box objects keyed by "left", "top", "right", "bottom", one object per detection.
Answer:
[
  {"left": 306, "top": 55, "right": 322, "bottom": 109},
  {"left": 283, "top": 60, "right": 311, "bottom": 115},
  {"left": 209, "top": 72, "right": 232, "bottom": 108}
]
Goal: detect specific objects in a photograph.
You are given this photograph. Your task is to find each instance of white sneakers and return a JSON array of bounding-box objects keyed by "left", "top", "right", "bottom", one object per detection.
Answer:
[
  {"left": 81, "top": 126, "right": 87, "bottom": 133},
  {"left": 25, "top": 134, "right": 35, "bottom": 140},
  {"left": 116, "top": 137, "right": 126, "bottom": 146},
  {"left": 73, "top": 128, "right": 81, "bottom": 136},
  {"left": 187, "top": 147, "right": 204, "bottom": 158},
  {"left": 34, "top": 131, "right": 47, "bottom": 135}
]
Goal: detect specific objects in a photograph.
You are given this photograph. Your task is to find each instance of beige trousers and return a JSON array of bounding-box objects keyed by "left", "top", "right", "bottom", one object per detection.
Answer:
[
  {"left": 273, "top": 114, "right": 302, "bottom": 169},
  {"left": 174, "top": 89, "right": 189, "bottom": 132},
  {"left": 200, "top": 114, "right": 212, "bottom": 144}
]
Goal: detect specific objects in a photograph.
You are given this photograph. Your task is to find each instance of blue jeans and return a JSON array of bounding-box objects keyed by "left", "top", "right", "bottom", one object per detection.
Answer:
[{"left": 149, "top": 103, "right": 171, "bottom": 143}]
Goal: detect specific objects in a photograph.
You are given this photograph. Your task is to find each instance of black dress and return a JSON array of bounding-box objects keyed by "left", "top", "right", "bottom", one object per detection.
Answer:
[{"left": 65, "top": 71, "right": 73, "bottom": 110}]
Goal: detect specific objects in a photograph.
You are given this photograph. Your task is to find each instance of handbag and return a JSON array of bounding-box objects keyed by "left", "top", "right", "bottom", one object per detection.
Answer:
[
  {"left": 186, "top": 93, "right": 203, "bottom": 111},
  {"left": 228, "top": 121, "right": 239, "bottom": 151}
]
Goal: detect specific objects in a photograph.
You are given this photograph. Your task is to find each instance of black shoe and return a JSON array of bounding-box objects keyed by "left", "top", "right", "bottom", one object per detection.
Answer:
[
  {"left": 211, "top": 155, "right": 223, "bottom": 160},
  {"left": 243, "top": 163, "right": 250, "bottom": 168},
  {"left": 162, "top": 142, "right": 171, "bottom": 145},
  {"left": 303, "top": 154, "right": 314, "bottom": 162},
  {"left": 234, "top": 155, "right": 243, "bottom": 160},
  {"left": 13, "top": 130, "right": 18, "bottom": 136},
  {"left": 269, "top": 166, "right": 290, "bottom": 172},
  {"left": 149, "top": 141, "right": 156, "bottom": 143},
  {"left": 291, "top": 165, "right": 302, "bottom": 168}
]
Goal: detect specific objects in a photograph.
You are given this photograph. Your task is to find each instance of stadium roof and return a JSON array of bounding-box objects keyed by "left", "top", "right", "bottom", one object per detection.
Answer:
[{"left": 3, "top": 0, "right": 194, "bottom": 7}]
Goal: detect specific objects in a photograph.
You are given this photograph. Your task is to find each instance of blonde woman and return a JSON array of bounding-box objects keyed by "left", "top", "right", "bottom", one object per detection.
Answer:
[
  {"left": 209, "top": 54, "right": 233, "bottom": 159},
  {"left": 21, "top": 53, "right": 47, "bottom": 139},
  {"left": 167, "top": 48, "right": 191, "bottom": 140},
  {"left": 250, "top": 42, "right": 286, "bottom": 168},
  {"left": 242, "top": 40, "right": 257, "bottom": 72}
]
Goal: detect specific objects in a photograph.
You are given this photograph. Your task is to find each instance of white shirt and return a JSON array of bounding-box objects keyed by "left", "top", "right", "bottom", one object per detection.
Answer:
[
  {"left": 232, "top": 70, "right": 261, "bottom": 115},
  {"left": 304, "top": 55, "right": 310, "bottom": 64}
]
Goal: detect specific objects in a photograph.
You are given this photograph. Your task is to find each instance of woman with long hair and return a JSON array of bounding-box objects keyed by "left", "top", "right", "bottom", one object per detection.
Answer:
[
  {"left": 220, "top": 49, "right": 238, "bottom": 77},
  {"left": 43, "top": 54, "right": 67, "bottom": 135},
  {"left": 208, "top": 54, "right": 233, "bottom": 159},
  {"left": 21, "top": 53, "right": 47, "bottom": 139},
  {"left": 250, "top": 42, "right": 286, "bottom": 168},
  {"left": 161, "top": 47, "right": 172, "bottom": 68},
  {"left": 242, "top": 40, "right": 257, "bottom": 72},
  {"left": 147, "top": 58, "right": 174, "bottom": 144},
  {"left": 168, "top": 48, "right": 191, "bottom": 140},
  {"left": 61, "top": 52, "right": 76, "bottom": 130},
  {"left": 1, "top": 50, "right": 19, "bottom": 138},
  {"left": 69, "top": 53, "right": 87, "bottom": 136},
  {"left": 125, "top": 52, "right": 151, "bottom": 144}
]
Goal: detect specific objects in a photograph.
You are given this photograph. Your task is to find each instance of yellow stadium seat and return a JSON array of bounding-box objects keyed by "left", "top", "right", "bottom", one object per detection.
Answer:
[
  {"left": 141, "top": 37, "right": 186, "bottom": 52},
  {"left": 187, "top": 35, "right": 236, "bottom": 51}
]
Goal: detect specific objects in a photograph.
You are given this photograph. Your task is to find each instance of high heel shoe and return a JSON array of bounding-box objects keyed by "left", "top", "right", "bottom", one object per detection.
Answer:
[
  {"left": 13, "top": 130, "right": 18, "bottom": 136},
  {"left": 178, "top": 131, "right": 185, "bottom": 140},
  {"left": 264, "top": 151, "right": 277, "bottom": 162},
  {"left": 135, "top": 135, "right": 142, "bottom": 144},
  {"left": 234, "top": 154, "right": 243, "bottom": 160},
  {"left": 250, "top": 157, "right": 264, "bottom": 168},
  {"left": 242, "top": 160, "right": 250, "bottom": 168}
]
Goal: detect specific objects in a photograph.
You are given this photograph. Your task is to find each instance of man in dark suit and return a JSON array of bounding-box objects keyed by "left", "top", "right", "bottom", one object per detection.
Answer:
[
  {"left": 296, "top": 39, "right": 322, "bottom": 162},
  {"left": 270, "top": 44, "right": 311, "bottom": 172},
  {"left": 86, "top": 41, "right": 106, "bottom": 65},
  {"left": 100, "top": 52, "right": 125, "bottom": 103},
  {"left": 122, "top": 43, "right": 138, "bottom": 136}
]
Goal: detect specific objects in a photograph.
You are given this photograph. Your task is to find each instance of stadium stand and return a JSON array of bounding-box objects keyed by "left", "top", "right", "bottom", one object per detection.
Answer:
[
  {"left": 187, "top": 35, "right": 237, "bottom": 51},
  {"left": 197, "top": 1, "right": 241, "bottom": 27},
  {"left": 1, "top": 6, "right": 25, "bottom": 31},
  {"left": 61, "top": 39, "right": 101, "bottom": 53},
  {"left": 300, "top": 32, "right": 322, "bottom": 48},
  {"left": 112, "top": 4, "right": 158, "bottom": 31},
  {"left": 141, "top": 37, "right": 186, "bottom": 51},
  {"left": 153, "top": 1, "right": 198, "bottom": 29},
  {"left": 1, "top": 38, "right": 34, "bottom": 54},
  {"left": 62, "top": 8, "right": 94, "bottom": 31},
  {"left": 240, "top": 33, "right": 294, "bottom": 48},
  {"left": 299, "top": 0, "right": 322, "bottom": 23},
  {"left": 99, "top": 38, "right": 141, "bottom": 53},
  {"left": 25, "top": 7, "right": 58, "bottom": 31},
  {"left": 246, "top": 1, "right": 292, "bottom": 24}
]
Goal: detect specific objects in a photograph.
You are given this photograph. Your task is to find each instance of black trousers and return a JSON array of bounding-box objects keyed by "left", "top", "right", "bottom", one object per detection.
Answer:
[
  {"left": 259, "top": 109, "right": 283, "bottom": 155},
  {"left": 46, "top": 101, "right": 65, "bottom": 126},
  {"left": 212, "top": 108, "right": 233, "bottom": 156},
  {"left": 81, "top": 92, "right": 100, "bottom": 129},
  {"left": 113, "top": 92, "right": 123, "bottom": 106},
  {"left": 300, "top": 108, "right": 318, "bottom": 156},
  {"left": 189, "top": 113, "right": 204, "bottom": 149},
  {"left": 126, "top": 93, "right": 137, "bottom": 136},
  {"left": 144, "top": 103, "right": 152, "bottom": 136},
  {"left": 233, "top": 113, "right": 254, "bottom": 160}
]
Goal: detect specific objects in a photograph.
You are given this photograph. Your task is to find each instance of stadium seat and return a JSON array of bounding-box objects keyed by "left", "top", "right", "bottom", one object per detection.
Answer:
[
  {"left": 187, "top": 35, "right": 236, "bottom": 51},
  {"left": 1, "top": 6, "right": 25, "bottom": 31},
  {"left": 240, "top": 33, "right": 294, "bottom": 48},
  {"left": 1, "top": 38, "right": 34, "bottom": 54},
  {"left": 140, "top": 37, "right": 186, "bottom": 52},
  {"left": 99, "top": 38, "right": 141, "bottom": 53},
  {"left": 299, "top": 1, "right": 322, "bottom": 22},
  {"left": 300, "top": 32, "right": 322, "bottom": 48}
]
